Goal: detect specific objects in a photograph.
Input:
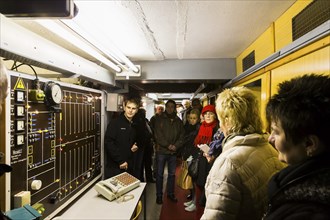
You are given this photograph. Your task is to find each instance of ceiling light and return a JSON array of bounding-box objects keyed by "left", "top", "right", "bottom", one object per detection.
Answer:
[
  {"left": 62, "top": 2, "right": 139, "bottom": 73},
  {"left": 61, "top": 20, "right": 139, "bottom": 74},
  {"left": 36, "top": 20, "right": 122, "bottom": 72}
]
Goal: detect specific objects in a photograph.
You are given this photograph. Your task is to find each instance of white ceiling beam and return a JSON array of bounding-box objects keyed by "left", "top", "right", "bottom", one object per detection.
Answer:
[{"left": 135, "top": 58, "right": 236, "bottom": 80}]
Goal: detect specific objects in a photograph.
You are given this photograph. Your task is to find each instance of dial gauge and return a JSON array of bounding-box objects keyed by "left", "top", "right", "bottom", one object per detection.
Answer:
[
  {"left": 45, "top": 82, "right": 63, "bottom": 106},
  {"left": 51, "top": 84, "right": 63, "bottom": 104}
]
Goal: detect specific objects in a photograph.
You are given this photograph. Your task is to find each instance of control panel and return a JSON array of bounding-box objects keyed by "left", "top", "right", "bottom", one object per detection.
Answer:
[{"left": 6, "top": 72, "right": 103, "bottom": 218}]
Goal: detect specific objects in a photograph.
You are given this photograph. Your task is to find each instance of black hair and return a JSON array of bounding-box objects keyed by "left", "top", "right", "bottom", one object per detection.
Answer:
[
  {"left": 266, "top": 74, "right": 330, "bottom": 147},
  {"left": 165, "top": 99, "right": 177, "bottom": 114},
  {"left": 165, "top": 99, "right": 176, "bottom": 107},
  {"left": 191, "top": 98, "right": 201, "bottom": 106}
]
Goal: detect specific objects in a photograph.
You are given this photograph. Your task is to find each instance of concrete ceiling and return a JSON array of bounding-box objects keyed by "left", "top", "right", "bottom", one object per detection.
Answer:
[
  {"left": 72, "top": 0, "right": 294, "bottom": 61},
  {"left": 6, "top": 0, "right": 295, "bottom": 98}
]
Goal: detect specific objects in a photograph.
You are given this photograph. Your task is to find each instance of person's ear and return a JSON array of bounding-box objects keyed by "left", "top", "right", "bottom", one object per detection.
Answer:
[{"left": 305, "top": 135, "right": 320, "bottom": 157}]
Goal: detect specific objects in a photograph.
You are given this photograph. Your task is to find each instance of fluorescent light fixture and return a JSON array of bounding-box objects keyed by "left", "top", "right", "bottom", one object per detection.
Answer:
[
  {"left": 36, "top": 20, "right": 122, "bottom": 72},
  {"left": 60, "top": 19, "right": 125, "bottom": 69},
  {"left": 62, "top": 19, "right": 139, "bottom": 73},
  {"left": 116, "top": 65, "right": 141, "bottom": 78},
  {"left": 72, "top": 1, "right": 139, "bottom": 73}
]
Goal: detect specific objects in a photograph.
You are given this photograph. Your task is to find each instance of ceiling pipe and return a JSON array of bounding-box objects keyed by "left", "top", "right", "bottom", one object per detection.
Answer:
[{"left": 191, "top": 83, "right": 206, "bottom": 100}]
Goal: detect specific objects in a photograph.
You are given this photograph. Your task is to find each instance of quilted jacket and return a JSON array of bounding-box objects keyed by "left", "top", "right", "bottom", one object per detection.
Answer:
[{"left": 201, "top": 133, "right": 286, "bottom": 220}]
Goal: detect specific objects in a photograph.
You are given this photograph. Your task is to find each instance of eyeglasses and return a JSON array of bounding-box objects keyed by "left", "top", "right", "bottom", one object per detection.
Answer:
[{"left": 204, "top": 112, "right": 215, "bottom": 116}]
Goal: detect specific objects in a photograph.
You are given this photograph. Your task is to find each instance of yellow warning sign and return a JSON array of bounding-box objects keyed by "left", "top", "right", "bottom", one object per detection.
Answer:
[{"left": 14, "top": 78, "right": 25, "bottom": 90}]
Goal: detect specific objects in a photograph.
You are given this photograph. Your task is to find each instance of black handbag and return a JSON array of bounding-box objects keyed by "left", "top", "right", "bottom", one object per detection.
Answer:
[{"left": 188, "top": 154, "right": 200, "bottom": 179}]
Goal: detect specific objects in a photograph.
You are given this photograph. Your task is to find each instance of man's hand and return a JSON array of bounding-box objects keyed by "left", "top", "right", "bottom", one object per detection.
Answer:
[
  {"left": 168, "top": 144, "right": 176, "bottom": 151},
  {"left": 119, "top": 162, "right": 128, "bottom": 170},
  {"left": 131, "top": 143, "right": 138, "bottom": 152}
]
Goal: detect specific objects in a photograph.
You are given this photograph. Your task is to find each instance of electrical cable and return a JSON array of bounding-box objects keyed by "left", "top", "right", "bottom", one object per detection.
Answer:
[{"left": 11, "top": 61, "right": 39, "bottom": 80}]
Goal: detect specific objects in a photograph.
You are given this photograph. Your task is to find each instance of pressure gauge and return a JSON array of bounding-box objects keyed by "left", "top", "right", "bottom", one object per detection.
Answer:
[{"left": 44, "top": 82, "right": 63, "bottom": 106}]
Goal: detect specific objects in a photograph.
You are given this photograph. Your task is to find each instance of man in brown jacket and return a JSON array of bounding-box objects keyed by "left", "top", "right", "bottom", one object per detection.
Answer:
[{"left": 153, "top": 99, "right": 184, "bottom": 204}]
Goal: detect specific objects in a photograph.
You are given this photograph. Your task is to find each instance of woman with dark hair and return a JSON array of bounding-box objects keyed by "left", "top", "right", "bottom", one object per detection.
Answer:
[{"left": 264, "top": 74, "right": 330, "bottom": 219}]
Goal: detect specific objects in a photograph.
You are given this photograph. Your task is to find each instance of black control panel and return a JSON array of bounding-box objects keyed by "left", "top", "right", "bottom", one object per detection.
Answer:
[{"left": 8, "top": 73, "right": 102, "bottom": 218}]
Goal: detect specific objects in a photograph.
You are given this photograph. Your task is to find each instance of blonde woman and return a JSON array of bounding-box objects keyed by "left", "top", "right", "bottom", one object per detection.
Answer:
[{"left": 201, "top": 87, "right": 286, "bottom": 220}]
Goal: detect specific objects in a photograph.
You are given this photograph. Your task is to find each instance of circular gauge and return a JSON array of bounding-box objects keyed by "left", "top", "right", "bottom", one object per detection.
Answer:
[{"left": 44, "top": 82, "right": 63, "bottom": 105}]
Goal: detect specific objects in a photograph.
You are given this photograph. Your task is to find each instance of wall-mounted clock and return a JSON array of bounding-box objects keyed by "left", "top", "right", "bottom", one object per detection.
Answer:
[{"left": 44, "top": 81, "right": 63, "bottom": 106}]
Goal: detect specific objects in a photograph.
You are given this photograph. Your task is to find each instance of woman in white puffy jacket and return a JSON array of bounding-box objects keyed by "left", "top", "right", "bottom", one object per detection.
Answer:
[{"left": 201, "top": 87, "right": 286, "bottom": 220}]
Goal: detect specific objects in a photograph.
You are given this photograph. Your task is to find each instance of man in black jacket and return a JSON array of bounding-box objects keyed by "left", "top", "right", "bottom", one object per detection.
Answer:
[{"left": 104, "top": 96, "right": 140, "bottom": 178}]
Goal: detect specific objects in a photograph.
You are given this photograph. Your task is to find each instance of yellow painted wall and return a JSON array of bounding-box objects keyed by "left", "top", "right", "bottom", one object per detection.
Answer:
[
  {"left": 274, "top": 0, "right": 313, "bottom": 51},
  {"left": 271, "top": 45, "right": 330, "bottom": 95},
  {"left": 231, "top": 0, "right": 329, "bottom": 132},
  {"left": 235, "top": 72, "right": 270, "bottom": 131},
  {"left": 236, "top": 26, "right": 275, "bottom": 74},
  {"left": 201, "top": 99, "right": 208, "bottom": 107},
  {"left": 233, "top": 36, "right": 329, "bottom": 129},
  {"left": 236, "top": 0, "right": 314, "bottom": 75}
]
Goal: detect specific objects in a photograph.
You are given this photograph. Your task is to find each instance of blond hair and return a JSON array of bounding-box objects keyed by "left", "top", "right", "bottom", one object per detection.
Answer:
[{"left": 216, "top": 87, "right": 263, "bottom": 135}]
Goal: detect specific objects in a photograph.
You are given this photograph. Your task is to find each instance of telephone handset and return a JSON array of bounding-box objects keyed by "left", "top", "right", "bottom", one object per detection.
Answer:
[
  {"left": 102, "top": 179, "right": 121, "bottom": 193},
  {"left": 94, "top": 179, "right": 121, "bottom": 201},
  {"left": 94, "top": 172, "right": 140, "bottom": 202}
]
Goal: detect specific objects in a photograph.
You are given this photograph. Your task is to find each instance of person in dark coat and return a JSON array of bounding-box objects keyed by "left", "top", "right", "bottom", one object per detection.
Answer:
[
  {"left": 264, "top": 74, "right": 330, "bottom": 219},
  {"left": 143, "top": 118, "right": 154, "bottom": 182},
  {"left": 132, "top": 108, "right": 153, "bottom": 182},
  {"left": 182, "top": 108, "right": 201, "bottom": 161},
  {"left": 104, "top": 96, "right": 140, "bottom": 179},
  {"left": 149, "top": 105, "right": 164, "bottom": 179},
  {"left": 192, "top": 105, "right": 219, "bottom": 219},
  {"left": 181, "top": 108, "right": 201, "bottom": 211},
  {"left": 153, "top": 99, "right": 185, "bottom": 204},
  {"left": 180, "top": 99, "right": 192, "bottom": 126}
]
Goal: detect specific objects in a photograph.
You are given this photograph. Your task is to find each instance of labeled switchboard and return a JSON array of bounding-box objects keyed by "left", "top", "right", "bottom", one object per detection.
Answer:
[{"left": 6, "top": 72, "right": 103, "bottom": 218}]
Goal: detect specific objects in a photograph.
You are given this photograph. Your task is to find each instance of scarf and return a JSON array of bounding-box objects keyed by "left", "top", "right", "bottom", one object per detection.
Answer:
[
  {"left": 194, "top": 120, "right": 217, "bottom": 146},
  {"left": 208, "top": 129, "right": 225, "bottom": 156}
]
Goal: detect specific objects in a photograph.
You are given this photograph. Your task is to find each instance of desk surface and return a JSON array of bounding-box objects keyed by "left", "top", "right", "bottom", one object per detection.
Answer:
[{"left": 54, "top": 183, "right": 146, "bottom": 220}]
